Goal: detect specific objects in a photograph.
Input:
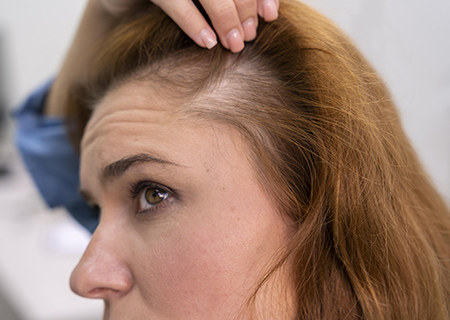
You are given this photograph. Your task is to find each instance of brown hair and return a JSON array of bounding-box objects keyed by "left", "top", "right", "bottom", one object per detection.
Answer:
[{"left": 68, "top": 1, "right": 450, "bottom": 319}]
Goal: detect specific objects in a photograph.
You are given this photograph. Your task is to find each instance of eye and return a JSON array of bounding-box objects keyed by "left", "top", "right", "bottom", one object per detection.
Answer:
[
  {"left": 129, "top": 181, "right": 175, "bottom": 215},
  {"left": 138, "top": 186, "right": 170, "bottom": 214}
]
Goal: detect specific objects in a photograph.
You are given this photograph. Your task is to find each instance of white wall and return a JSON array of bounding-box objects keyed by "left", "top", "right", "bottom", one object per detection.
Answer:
[
  {"left": 0, "top": 0, "right": 86, "bottom": 108},
  {"left": 305, "top": 0, "right": 450, "bottom": 202}
]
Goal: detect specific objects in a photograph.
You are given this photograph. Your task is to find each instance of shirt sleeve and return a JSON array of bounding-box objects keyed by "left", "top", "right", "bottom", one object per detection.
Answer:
[{"left": 14, "top": 80, "right": 98, "bottom": 233}]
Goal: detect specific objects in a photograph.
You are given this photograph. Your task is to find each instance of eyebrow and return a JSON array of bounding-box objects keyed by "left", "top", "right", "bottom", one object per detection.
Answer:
[
  {"left": 79, "top": 153, "right": 179, "bottom": 204},
  {"left": 100, "top": 153, "right": 180, "bottom": 184}
]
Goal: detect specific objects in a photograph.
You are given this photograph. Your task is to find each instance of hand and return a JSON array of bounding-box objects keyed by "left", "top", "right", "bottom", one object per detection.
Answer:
[{"left": 99, "top": 0, "right": 279, "bottom": 53}]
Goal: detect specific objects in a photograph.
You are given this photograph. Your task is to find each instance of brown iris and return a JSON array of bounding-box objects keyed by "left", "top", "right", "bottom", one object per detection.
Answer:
[{"left": 145, "top": 188, "right": 168, "bottom": 205}]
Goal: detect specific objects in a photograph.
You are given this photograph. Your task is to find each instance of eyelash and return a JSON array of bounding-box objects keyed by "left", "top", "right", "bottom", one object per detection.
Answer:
[{"left": 128, "top": 180, "right": 174, "bottom": 215}]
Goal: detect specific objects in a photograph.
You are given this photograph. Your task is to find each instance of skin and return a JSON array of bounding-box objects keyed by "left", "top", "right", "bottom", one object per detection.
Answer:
[{"left": 71, "top": 80, "right": 291, "bottom": 319}]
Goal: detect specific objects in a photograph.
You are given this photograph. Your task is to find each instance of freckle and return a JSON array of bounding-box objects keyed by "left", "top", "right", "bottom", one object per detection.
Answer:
[{"left": 205, "top": 168, "right": 210, "bottom": 173}]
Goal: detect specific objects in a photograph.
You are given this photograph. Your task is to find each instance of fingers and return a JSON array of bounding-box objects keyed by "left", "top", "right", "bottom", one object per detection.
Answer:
[
  {"left": 229, "top": 0, "right": 258, "bottom": 42},
  {"left": 152, "top": 0, "right": 279, "bottom": 53},
  {"left": 153, "top": 0, "right": 219, "bottom": 49},
  {"left": 199, "top": 0, "right": 244, "bottom": 52},
  {"left": 202, "top": 0, "right": 279, "bottom": 51},
  {"left": 257, "top": 0, "right": 279, "bottom": 22}
]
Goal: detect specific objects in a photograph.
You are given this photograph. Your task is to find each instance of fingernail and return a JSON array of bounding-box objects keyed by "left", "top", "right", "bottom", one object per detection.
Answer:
[
  {"left": 227, "top": 28, "right": 244, "bottom": 53},
  {"left": 263, "top": 0, "right": 278, "bottom": 22},
  {"left": 242, "top": 18, "right": 257, "bottom": 41},
  {"left": 200, "top": 29, "right": 218, "bottom": 49}
]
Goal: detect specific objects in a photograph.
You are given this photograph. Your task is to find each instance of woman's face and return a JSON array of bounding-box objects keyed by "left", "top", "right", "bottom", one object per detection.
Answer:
[{"left": 71, "top": 80, "right": 291, "bottom": 319}]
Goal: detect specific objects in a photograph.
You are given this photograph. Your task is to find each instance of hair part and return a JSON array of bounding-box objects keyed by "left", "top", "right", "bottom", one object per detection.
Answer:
[{"left": 68, "top": 1, "right": 450, "bottom": 319}]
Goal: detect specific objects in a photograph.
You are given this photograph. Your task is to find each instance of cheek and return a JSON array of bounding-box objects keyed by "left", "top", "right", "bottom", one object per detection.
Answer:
[
  {"left": 134, "top": 229, "right": 253, "bottom": 317},
  {"left": 133, "top": 210, "right": 284, "bottom": 318}
]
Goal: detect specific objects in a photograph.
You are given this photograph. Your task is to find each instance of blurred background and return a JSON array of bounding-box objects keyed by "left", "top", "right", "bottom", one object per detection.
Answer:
[{"left": 0, "top": 0, "right": 449, "bottom": 319}]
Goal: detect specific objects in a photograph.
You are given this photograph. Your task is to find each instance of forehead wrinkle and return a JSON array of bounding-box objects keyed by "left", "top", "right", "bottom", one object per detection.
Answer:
[
  {"left": 87, "top": 106, "right": 168, "bottom": 134},
  {"left": 81, "top": 102, "right": 175, "bottom": 153}
]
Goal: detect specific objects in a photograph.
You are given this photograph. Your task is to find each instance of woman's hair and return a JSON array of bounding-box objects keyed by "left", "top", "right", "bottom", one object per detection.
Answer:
[{"left": 68, "top": 1, "right": 450, "bottom": 319}]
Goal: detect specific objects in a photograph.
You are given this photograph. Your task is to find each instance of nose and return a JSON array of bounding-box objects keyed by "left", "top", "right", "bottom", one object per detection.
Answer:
[{"left": 70, "top": 225, "right": 133, "bottom": 300}]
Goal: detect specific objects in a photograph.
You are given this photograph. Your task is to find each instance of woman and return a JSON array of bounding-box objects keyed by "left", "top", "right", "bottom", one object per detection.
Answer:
[
  {"left": 15, "top": 0, "right": 279, "bottom": 233},
  {"left": 17, "top": 0, "right": 450, "bottom": 319}
]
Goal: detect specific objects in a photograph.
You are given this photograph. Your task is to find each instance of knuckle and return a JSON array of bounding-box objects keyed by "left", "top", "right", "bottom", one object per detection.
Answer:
[
  {"left": 234, "top": 0, "right": 258, "bottom": 22},
  {"left": 209, "top": 2, "right": 237, "bottom": 21},
  {"left": 182, "top": 8, "right": 200, "bottom": 25},
  {"left": 235, "top": 0, "right": 256, "bottom": 10}
]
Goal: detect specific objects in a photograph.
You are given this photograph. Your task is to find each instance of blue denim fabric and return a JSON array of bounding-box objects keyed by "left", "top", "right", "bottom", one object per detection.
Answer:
[{"left": 14, "top": 80, "right": 98, "bottom": 233}]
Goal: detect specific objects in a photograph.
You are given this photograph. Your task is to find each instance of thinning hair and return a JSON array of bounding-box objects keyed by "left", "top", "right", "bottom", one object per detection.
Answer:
[{"left": 68, "top": 1, "right": 450, "bottom": 319}]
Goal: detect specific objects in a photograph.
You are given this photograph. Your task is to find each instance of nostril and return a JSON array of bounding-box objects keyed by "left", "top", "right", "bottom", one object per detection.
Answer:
[
  {"left": 88, "top": 288, "right": 107, "bottom": 296},
  {"left": 87, "top": 287, "right": 121, "bottom": 299}
]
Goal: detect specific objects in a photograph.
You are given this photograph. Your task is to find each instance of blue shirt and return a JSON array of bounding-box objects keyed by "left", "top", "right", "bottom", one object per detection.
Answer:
[{"left": 14, "top": 81, "right": 98, "bottom": 233}]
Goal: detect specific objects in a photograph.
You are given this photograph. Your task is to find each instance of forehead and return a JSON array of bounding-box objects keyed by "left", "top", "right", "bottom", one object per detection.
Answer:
[
  {"left": 79, "top": 80, "right": 252, "bottom": 185},
  {"left": 83, "top": 80, "right": 178, "bottom": 141}
]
